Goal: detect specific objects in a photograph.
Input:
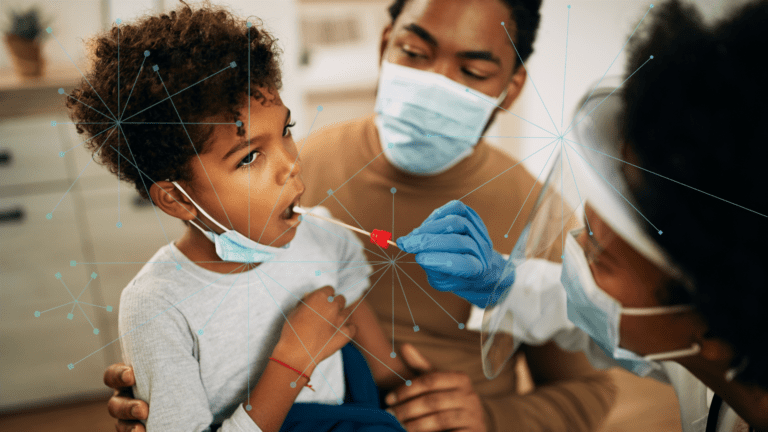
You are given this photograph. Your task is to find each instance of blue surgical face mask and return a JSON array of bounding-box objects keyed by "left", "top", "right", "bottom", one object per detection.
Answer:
[
  {"left": 561, "top": 230, "right": 700, "bottom": 376},
  {"left": 172, "top": 182, "right": 290, "bottom": 263},
  {"left": 374, "top": 61, "right": 508, "bottom": 176}
]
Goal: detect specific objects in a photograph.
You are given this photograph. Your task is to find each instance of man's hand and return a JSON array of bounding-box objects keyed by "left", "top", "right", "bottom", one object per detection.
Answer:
[
  {"left": 104, "top": 363, "right": 148, "bottom": 432},
  {"left": 385, "top": 344, "right": 487, "bottom": 432}
]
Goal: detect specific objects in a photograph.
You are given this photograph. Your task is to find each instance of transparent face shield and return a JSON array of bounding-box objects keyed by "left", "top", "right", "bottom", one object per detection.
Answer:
[{"left": 479, "top": 76, "right": 683, "bottom": 379}]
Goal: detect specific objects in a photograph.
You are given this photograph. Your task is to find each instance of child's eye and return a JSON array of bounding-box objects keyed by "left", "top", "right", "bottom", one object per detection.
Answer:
[
  {"left": 283, "top": 121, "right": 296, "bottom": 137},
  {"left": 238, "top": 150, "right": 260, "bottom": 168}
]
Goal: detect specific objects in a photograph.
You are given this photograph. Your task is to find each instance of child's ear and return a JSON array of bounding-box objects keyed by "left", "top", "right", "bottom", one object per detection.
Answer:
[{"left": 150, "top": 181, "right": 197, "bottom": 222}]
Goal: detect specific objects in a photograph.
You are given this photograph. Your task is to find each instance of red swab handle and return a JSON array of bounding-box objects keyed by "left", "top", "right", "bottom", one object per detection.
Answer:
[{"left": 370, "top": 229, "right": 393, "bottom": 249}]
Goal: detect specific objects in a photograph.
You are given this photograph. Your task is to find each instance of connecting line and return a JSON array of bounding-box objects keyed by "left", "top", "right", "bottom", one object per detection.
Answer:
[
  {"left": 391, "top": 261, "right": 395, "bottom": 352},
  {"left": 116, "top": 126, "right": 185, "bottom": 265},
  {"left": 561, "top": 141, "right": 565, "bottom": 256},
  {"left": 299, "top": 218, "right": 389, "bottom": 261},
  {"left": 120, "top": 122, "right": 239, "bottom": 125},
  {"left": 330, "top": 194, "right": 389, "bottom": 257},
  {"left": 562, "top": 4, "right": 654, "bottom": 136},
  {"left": 62, "top": 123, "right": 116, "bottom": 154},
  {"left": 64, "top": 94, "right": 114, "bottom": 121},
  {"left": 268, "top": 150, "right": 389, "bottom": 247},
  {"left": 258, "top": 266, "right": 407, "bottom": 387},
  {"left": 257, "top": 107, "right": 322, "bottom": 243},
  {"left": 154, "top": 70, "right": 235, "bottom": 230},
  {"left": 564, "top": 137, "right": 768, "bottom": 219},
  {"left": 565, "top": 55, "right": 653, "bottom": 137},
  {"left": 117, "top": 25, "right": 120, "bottom": 119},
  {"left": 51, "top": 127, "right": 117, "bottom": 215},
  {"left": 119, "top": 56, "right": 147, "bottom": 120},
  {"left": 426, "top": 135, "right": 555, "bottom": 139},
  {"left": 335, "top": 264, "right": 390, "bottom": 297},
  {"left": 50, "top": 32, "right": 116, "bottom": 120},
  {"left": 392, "top": 264, "right": 417, "bottom": 329},
  {"left": 200, "top": 270, "right": 245, "bottom": 332},
  {"left": 563, "top": 143, "right": 594, "bottom": 234},
  {"left": 501, "top": 23, "right": 560, "bottom": 135},
  {"left": 466, "top": 88, "right": 557, "bottom": 138},
  {"left": 457, "top": 138, "right": 558, "bottom": 201},
  {"left": 39, "top": 302, "right": 75, "bottom": 314},
  {"left": 316, "top": 262, "right": 386, "bottom": 275},
  {"left": 109, "top": 143, "right": 216, "bottom": 234},
  {"left": 393, "top": 262, "right": 461, "bottom": 324},
  {"left": 121, "top": 65, "right": 232, "bottom": 122},
  {"left": 69, "top": 264, "right": 247, "bottom": 368},
  {"left": 76, "top": 302, "right": 97, "bottom": 330},
  {"left": 248, "top": 25, "right": 252, "bottom": 239},
  {"left": 504, "top": 140, "right": 560, "bottom": 237},
  {"left": 561, "top": 5, "right": 571, "bottom": 129},
  {"left": 564, "top": 141, "right": 662, "bottom": 233}
]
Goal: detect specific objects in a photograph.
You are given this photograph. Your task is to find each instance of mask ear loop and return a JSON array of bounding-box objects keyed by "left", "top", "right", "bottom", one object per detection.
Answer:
[{"left": 170, "top": 181, "right": 229, "bottom": 235}]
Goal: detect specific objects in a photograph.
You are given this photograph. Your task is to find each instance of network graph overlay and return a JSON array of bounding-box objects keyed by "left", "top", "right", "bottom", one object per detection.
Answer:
[{"left": 31, "top": 2, "right": 766, "bottom": 416}]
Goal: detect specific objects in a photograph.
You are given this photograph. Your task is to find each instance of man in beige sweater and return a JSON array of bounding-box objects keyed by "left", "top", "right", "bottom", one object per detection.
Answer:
[{"left": 104, "top": 0, "right": 621, "bottom": 431}]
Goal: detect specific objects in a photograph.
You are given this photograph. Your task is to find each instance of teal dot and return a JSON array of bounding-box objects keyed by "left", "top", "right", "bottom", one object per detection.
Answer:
[
  {"left": 458, "top": 323, "right": 465, "bottom": 329},
  {"left": 650, "top": 4, "right": 654, "bottom": 8},
  {"left": 568, "top": 4, "right": 571, "bottom": 8},
  {"left": 327, "top": 189, "right": 334, "bottom": 195},
  {"left": 68, "top": 363, "right": 74, "bottom": 370},
  {"left": 116, "top": 18, "right": 122, "bottom": 24},
  {"left": 328, "top": 296, "right": 334, "bottom": 302},
  {"left": 152, "top": 65, "right": 159, "bottom": 71},
  {"left": 236, "top": 120, "right": 243, "bottom": 127},
  {"left": 391, "top": 187, "right": 396, "bottom": 194},
  {"left": 246, "top": 21, "right": 252, "bottom": 28},
  {"left": 55, "top": 272, "right": 62, "bottom": 279},
  {"left": 198, "top": 329, "right": 204, "bottom": 335},
  {"left": 413, "top": 325, "right": 419, "bottom": 332},
  {"left": 315, "top": 270, "right": 321, "bottom": 276},
  {"left": 93, "top": 328, "right": 99, "bottom": 335},
  {"left": 67, "top": 313, "right": 74, "bottom": 320},
  {"left": 51, "top": 120, "right": 57, "bottom": 126},
  {"left": 336, "top": 398, "right": 343, "bottom": 405},
  {"left": 47, "top": 213, "right": 53, "bottom": 220},
  {"left": 116, "top": 222, "right": 122, "bottom": 228},
  {"left": 59, "top": 151, "right": 65, "bottom": 157},
  {"left": 70, "top": 260, "right": 76, "bottom": 267},
  {"left": 561, "top": 255, "right": 564, "bottom": 259},
  {"left": 176, "top": 264, "right": 182, "bottom": 270},
  {"left": 298, "top": 215, "right": 303, "bottom": 221},
  {"left": 388, "top": 143, "right": 393, "bottom": 149},
  {"left": 245, "top": 404, "right": 252, "bottom": 411},
  {"left": 46, "top": 27, "right": 52, "bottom": 34},
  {"left": 317, "top": 105, "right": 323, "bottom": 111},
  {"left": 427, "top": 134, "right": 432, "bottom": 137},
  {"left": 91, "top": 272, "right": 98, "bottom": 279},
  {"left": 58, "top": 88, "right": 64, "bottom": 94},
  {"left": 650, "top": 55, "right": 654, "bottom": 59},
  {"left": 144, "top": 50, "right": 150, "bottom": 57},
  {"left": 658, "top": 230, "right": 663, "bottom": 235},
  {"left": 230, "top": 61, "right": 237, "bottom": 68},
  {"left": 503, "top": 234, "right": 508, "bottom": 238},
  {"left": 589, "top": 231, "right": 593, "bottom": 236},
  {"left": 405, "top": 380, "right": 412, "bottom": 386},
  {"left": 34, "top": 311, "right": 41, "bottom": 317},
  {"left": 290, "top": 382, "right": 297, "bottom": 388},
  {"left": 106, "top": 306, "right": 113, "bottom": 312},
  {"left": 390, "top": 352, "right": 396, "bottom": 358},
  {"left": 500, "top": 22, "right": 505, "bottom": 26}
]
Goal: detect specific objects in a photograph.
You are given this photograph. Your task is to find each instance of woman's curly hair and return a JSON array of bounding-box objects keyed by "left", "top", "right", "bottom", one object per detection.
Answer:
[
  {"left": 66, "top": 1, "right": 282, "bottom": 198},
  {"left": 622, "top": 0, "right": 768, "bottom": 389}
]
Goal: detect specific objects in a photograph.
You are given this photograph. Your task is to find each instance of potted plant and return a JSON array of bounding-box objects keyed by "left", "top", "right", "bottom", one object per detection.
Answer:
[{"left": 3, "top": 6, "right": 51, "bottom": 77}]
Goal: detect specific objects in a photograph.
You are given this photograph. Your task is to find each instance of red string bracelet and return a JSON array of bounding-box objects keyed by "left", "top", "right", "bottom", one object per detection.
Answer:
[{"left": 268, "top": 357, "right": 315, "bottom": 392}]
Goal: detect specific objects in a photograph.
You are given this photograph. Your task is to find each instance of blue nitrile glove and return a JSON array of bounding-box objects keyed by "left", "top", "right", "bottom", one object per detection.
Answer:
[{"left": 396, "top": 200, "right": 515, "bottom": 308}]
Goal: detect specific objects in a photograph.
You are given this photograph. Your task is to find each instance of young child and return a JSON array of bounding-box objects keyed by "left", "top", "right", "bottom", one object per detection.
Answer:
[{"left": 66, "top": 4, "right": 411, "bottom": 431}]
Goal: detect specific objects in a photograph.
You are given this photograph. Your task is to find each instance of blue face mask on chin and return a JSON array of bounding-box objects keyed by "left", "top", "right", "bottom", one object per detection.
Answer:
[
  {"left": 172, "top": 181, "right": 291, "bottom": 263},
  {"left": 374, "top": 61, "right": 508, "bottom": 176}
]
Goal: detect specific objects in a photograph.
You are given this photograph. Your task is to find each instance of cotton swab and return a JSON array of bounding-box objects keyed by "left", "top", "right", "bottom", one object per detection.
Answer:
[{"left": 293, "top": 206, "right": 399, "bottom": 249}]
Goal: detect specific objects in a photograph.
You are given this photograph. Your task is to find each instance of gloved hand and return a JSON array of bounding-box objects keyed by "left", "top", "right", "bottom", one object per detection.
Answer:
[{"left": 396, "top": 200, "right": 515, "bottom": 308}]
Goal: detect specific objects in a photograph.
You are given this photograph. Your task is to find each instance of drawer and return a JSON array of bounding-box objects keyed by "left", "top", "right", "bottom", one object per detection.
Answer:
[
  {"left": 0, "top": 192, "right": 115, "bottom": 410},
  {"left": 0, "top": 115, "right": 69, "bottom": 186}
]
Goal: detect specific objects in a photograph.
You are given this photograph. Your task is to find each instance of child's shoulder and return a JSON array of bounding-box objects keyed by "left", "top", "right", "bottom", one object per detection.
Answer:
[{"left": 119, "top": 245, "right": 186, "bottom": 309}]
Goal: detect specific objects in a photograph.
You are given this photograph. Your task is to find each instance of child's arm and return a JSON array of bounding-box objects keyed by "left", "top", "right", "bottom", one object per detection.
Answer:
[{"left": 347, "top": 298, "right": 415, "bottom": 391}]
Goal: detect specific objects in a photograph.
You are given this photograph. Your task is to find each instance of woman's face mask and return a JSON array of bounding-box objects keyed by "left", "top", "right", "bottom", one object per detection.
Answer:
[{"left": 560, "top": 228, "right": 701, "bottom": 376}]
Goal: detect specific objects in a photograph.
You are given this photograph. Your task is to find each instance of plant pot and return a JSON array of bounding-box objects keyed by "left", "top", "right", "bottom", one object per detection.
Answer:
[{"left": 4, "top": 33, "right": 45, "bottom": 77}]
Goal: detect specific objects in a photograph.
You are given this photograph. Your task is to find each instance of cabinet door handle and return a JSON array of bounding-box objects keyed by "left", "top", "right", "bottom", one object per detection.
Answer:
[
  {"left": 0, "top": 207, "right": 25, "bottom": 224},
  {"left": 0, "top": 149, "right": 11, "bottom": 167}
]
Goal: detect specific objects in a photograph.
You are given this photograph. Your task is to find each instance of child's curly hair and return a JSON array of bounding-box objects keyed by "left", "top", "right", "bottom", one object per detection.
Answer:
[{"left": 67, "top": 1, "right": 282, "bottom": 198}]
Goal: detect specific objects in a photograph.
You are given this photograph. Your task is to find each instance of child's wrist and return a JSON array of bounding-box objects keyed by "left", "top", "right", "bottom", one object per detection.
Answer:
[{"left": 271, "top": 343, "right": 317, "bottom": 377}]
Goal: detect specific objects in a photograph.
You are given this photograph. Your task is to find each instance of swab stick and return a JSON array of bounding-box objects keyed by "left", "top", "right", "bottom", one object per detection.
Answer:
[{"left": 293, "top": 206, "right": 399, "bottom": 249}]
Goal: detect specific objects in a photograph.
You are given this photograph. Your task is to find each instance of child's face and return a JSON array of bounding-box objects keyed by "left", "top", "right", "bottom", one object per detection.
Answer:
[{"left": 186, "top": 91, "right": 304, "bottom": 247}]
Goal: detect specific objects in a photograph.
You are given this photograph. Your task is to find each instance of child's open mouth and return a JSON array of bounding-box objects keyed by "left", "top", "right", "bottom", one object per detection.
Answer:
[{"left": 280, "top": 195, "right": 302, "bottom": 221}]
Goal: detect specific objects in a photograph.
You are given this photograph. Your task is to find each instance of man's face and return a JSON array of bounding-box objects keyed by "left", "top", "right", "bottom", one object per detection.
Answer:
[
  {"left": 184, "top": 91, "right": 305, "bottom": 248},
  {"left": 380, "top": 0, "right": 522, "bottom": 103}
]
